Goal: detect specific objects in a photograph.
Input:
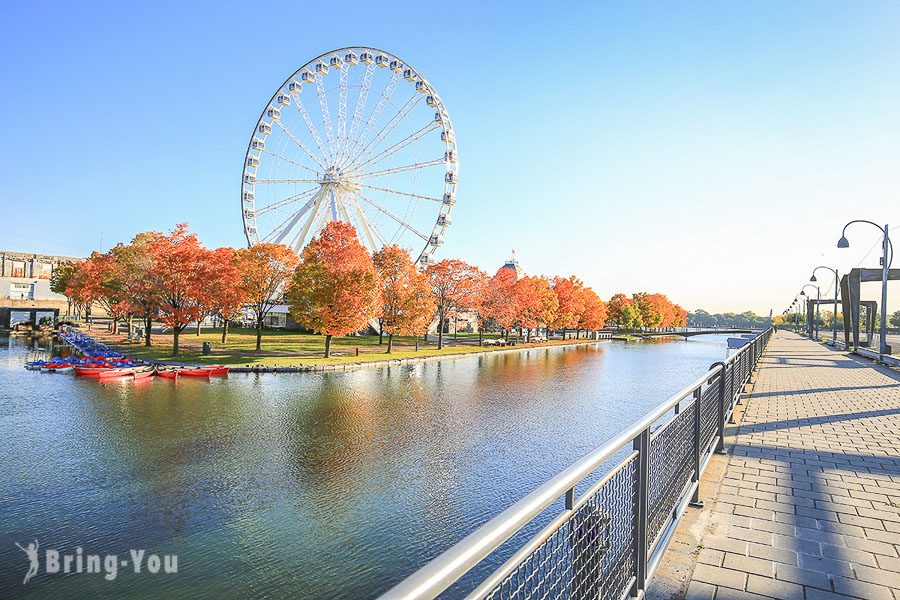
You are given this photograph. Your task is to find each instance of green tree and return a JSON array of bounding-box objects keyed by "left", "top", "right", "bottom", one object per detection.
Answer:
[{"left": 890, "top": 310, "right": 900, "bottom": 328}]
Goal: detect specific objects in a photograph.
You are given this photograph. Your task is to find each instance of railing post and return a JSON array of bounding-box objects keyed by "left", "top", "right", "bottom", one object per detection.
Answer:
[
  {"left": 710, "top": 362, "right": 727, "bottom": 454},
  {"left": 689, "top": 387, "right": 704, "bottom": 507},
  {"left": 632, "top": 428, "right": 650, "bottom": 596}
]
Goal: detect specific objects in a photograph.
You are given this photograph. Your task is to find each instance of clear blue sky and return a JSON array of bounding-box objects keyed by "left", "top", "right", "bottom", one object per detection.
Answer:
[{"left": 2, "top": 1, "right": 898, "bottom": 314}]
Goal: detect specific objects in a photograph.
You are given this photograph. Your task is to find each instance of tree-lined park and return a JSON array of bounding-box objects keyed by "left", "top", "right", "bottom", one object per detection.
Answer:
[{"left": 51, "top": 222, "right": 689, "bottom": 363}]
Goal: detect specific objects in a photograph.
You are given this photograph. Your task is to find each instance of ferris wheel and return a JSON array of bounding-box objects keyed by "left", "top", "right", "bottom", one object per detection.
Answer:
[{"left": 241, "top": 46, "right": 458, "bottom": 264}]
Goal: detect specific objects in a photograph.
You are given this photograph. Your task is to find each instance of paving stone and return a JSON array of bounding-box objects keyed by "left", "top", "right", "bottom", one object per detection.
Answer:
[
  {"left": 745, "top": 573, "right": 804, "bottom": 598},
  {"left": 773, "top": 563, "right": 832, "bottom": 590},
  {"left": 722, "top": 552, "right": 774, "bottom": 577},
  {"left": 832, "top": 575, "right": 896, "bottom": 600},
  {"left": 684, "top": 580, "right": 716, "bottom": 600},
  {"left": 691, "top": 563, "right": 747, "bottom": 589}
]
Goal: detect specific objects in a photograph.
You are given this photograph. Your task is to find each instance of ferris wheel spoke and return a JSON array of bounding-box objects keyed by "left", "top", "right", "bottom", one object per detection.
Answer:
[
  {"left": 354, "top": 121, "right": 441, "bottom": 172},
  {"left": 315, "top": 75, "right": 337, "bottom": 160},
  {"left": 354, "top": 191, "right": 429, "bottom": 241},
  {"left": 291, "top": 189, "right": 327, "bottom": 251},
  {"left": 346, "top": 194, "right": 379, "bottom": 251},
  {"left": 270, "top": 194, "right": 319, "bottom": 243},
  {"left": 358, "top": 183, "right": 443, "bottom": 202},
  {"left": 358, "top": 158, "right": 444, "bottom": 180},
  {"left": 294, "top": 95, "right": 329, "bottom": 161},
  {"left": 345, "top": 93, "right": 424, "bottom": 170},
  {"left": 263, "top": 193, "right": 317, "bottom": 243},
  {"left": 273, "top": 121, "right": 327, "bottom": 170},
  {"left": 345, "top": 62, "right": 375, "bottom": 160},
  {"left": 346, "top": 71, "right": 401, "bottom": 164},
  {"left": 256, "top": 187, "right": 318, "bottom": 217},
  {"left": 336, "top": 65, "right": 349, "bottom": 161},
  {"left": 260, "top": 149, "right": 320, "bottom": 176}
]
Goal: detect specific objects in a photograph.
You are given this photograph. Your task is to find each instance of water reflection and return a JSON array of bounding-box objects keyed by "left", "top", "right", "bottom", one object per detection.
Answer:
[{"left": 0, "top": 334, "right": 730, "bottom": 599}]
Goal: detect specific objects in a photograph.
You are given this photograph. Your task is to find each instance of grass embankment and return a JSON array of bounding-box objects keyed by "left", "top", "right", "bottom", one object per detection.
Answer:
[{"left": 88, "top": 328, "right": 599, "bottom": 366}]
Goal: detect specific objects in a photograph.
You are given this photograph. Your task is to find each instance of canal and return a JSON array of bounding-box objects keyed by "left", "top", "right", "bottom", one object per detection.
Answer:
[{"left": 0, "top": 333, "right": 734, "bottom": 599}]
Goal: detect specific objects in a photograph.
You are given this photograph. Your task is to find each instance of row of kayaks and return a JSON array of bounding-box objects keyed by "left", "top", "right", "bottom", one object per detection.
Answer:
[
  {"left": 26, "top": 355, "right": 141, "bottom": 372},
  {"left": 74, "top": 365, "right": 230, "bottom": 379}
]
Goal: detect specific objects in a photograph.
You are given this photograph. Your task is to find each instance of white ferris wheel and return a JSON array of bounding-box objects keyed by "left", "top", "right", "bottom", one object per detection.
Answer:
[{"left": 241, "top": 46, "right": 458, "bottom": 264}]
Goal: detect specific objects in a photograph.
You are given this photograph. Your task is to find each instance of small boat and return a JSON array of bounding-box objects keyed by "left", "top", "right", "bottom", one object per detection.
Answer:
[
  {"left": 41, "top": 363, "right": 74, "bottom": 373},
  {"left": 98, "top": 366, "right": 152, "bottom": 380},
  {"left": 75, "top": 367, "right": 108, "bottom": 378},
  {"left": 131, "top": 367, "right": 155, "bottom": 380},
  {"left": 178, "top": 367, "right": 214, "bottom": 377},
  {"left": 155, "top": 368, "right": 180, "bottom": 379},
  {"left": 207, "top": 365, "right": 230, "bottom": 376},
  {"left": 25, "top": 361, "right": 47, "bottom": 371}
]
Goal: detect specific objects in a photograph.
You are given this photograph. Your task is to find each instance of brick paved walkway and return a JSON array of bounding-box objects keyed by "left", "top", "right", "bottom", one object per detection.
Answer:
[{"left": 674, "top": 331, "right": 900, "bottom": 600}]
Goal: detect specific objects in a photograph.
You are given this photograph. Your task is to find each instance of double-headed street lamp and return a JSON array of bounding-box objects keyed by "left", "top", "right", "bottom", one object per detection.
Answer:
[
  {"left": 811, "top": 266, "right": 840, "bottom": 344},
  {"left": 837, "top": 220, "right": 893, "bottom": 355},
  {"left": 800, "top": 284, "right": 820, "bottom": 339}
]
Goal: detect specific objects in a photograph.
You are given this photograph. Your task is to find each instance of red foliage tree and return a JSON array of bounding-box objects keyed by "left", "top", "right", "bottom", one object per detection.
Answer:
[
  {"left": 205, "top": 247, "right": 247, "bottom": 344},
  {"left": 372, "top": 245, "right": 435, "bottom": 353},
  {"left": 551, "top": 276, "right": 586, "bottom": 335},
  {"left": 145, "top": 224, "right": 215, "bottom": 355},
  {"left": 235, "top": 243, "right": 299, "bottom": 351},
  {"left": 425, "top": 259, "right": 483, "bottom": 349},
  {"left": 289, "top": 221, "right": 380, "bottom": 358},
  {"left": 578, "top": 287, "right": 609, "bottom": 331}
]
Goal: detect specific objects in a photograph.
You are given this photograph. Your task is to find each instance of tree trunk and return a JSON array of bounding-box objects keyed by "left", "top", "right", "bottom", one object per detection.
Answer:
[
  {"left": 324, "top": 334, "right": 333, "bottom": 358},
  {"left": 379, "top": 320, "right": 384, "bottom": 344},
  {"left": 145, "top": 317, "right": 153, "bottom": 346},
  {"left": 197, "top": 318, "right": 202, "bottom": 336},
  {"left": 438, "top": 315, "right": 444, "bottom": 350},
  {"left": 479, "top": 328, "right": 483, "bottom": 346},
  {"left": 256, "top": 318, "right": 263, "bottom": 352},
  {"left": 221, "top": 320, "right": 228, "bottom": 344},
  {"left": 173, "top": 328, "right": 180, "bottom": 356},
  {"left": 387, "top": 334, "right": 394, "bottom": 354}
]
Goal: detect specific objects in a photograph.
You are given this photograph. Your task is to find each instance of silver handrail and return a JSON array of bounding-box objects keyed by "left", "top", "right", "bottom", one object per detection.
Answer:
[{"left": 380, "top": 328, "right": 772, "bottom": 600}]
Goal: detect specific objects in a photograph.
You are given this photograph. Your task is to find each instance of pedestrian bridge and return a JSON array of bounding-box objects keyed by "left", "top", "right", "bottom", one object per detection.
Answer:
[{"left": 632, "top": 328, "right": 758, "bottom": 339}]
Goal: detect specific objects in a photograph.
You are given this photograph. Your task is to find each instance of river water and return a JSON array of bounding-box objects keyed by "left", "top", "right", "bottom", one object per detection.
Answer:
[{"left": 0, "top": 333, "right": 733, "bottom": 599}]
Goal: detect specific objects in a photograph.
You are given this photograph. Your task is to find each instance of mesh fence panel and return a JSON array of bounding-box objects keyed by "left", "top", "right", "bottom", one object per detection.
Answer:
[
  {"left": 485, "top": 456, "right": 637, "bottom": 600},
  {"left": 646, "top": 402, "right": 695, "bottom": 550},
  {"left": 700, "top": 375, "right": 720, "bottom": 450}
]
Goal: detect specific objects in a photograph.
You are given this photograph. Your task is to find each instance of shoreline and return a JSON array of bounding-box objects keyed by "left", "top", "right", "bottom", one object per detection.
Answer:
[{"left": 112, "top": 338, "right": 611, "bottom": 374}]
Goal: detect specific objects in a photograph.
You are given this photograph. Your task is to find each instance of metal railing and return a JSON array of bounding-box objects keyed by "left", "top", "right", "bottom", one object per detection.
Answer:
[{"left": 381, "top": 328, "right": 773, "bottom": 600}]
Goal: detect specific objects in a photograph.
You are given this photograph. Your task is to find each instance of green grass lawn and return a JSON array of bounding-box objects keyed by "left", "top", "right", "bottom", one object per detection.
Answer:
[{"left": 91, "top": 327, "right": 580, "bottom": 366}]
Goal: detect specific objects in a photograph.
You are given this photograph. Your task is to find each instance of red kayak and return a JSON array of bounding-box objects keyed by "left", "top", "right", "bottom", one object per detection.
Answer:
[
  {"left": 207, "top": 365, "right": 230, "bottom": 376},
  {"left": 156, "top": 369, "right": 180, "bottom": 379},
  {"left": 98, "top": 366, "right": 155, "bottom": 380},
  {"left": 178, "top": 367, "right": 213, "bottom": 377},
  {"left": 75, "top": 366, "right": 109, "bottom": 378}
]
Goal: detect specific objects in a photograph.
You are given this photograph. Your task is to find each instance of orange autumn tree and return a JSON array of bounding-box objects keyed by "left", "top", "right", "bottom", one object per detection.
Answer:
[
  {"left": 513, "top": 275, "right": 544, "bottom": 342},
  {"left": 607, "top": 293, "right": 631, "bottom": 327},
  {"left": 235, "top": 243, "right": 299, "bottom": 351},
  {"left": 146, "top": 224, "right": 214, "bottom": 356},
  {"left": 425, "top": 259, "right": 483, "bottom": 349},
  {"left": 80, "top": 249, "right": 133, "bottom": 334},
  {"left": 551, "top": 276, "right": 586, "bottom": 336},
  {"left": 205, "top": 247, "right": 247, "bottom": 344},
  {"left": 531, "top": 276, "right": 559, "bottom": 340},
  {"left": 485, "top": 267, "right": 519, "bottom": 337},
  {"left": 372, "top": 245, "right": 435, "bottom": 353},
  {"left": 289, "top": 221, "right": 380, "bottom": 358},
  {"left": 579, "top": 287, "right": 609, "bottom": 332}
]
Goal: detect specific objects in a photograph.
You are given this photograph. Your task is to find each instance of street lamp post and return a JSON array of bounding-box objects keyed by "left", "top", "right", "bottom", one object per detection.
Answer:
[
  {"left": 811, "top": 266, "right": 840, "bottom": 344},
  {"left": 837, "top": 221, "right": 893, "bottom": 355},
  {"left": 801, "top": 285, "right": 820, "bottom": 340}
]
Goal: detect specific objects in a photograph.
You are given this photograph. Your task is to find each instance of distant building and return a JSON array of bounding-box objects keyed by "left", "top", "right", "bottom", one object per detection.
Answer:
[
  {"left": 0, "top": 250, "right": 81, "bottom": 308},
  {"left": 498, "top": 250, "right": 523, "bottom": 279}
]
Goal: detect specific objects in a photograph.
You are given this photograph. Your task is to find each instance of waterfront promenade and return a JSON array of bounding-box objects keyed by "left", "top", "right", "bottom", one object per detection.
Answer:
[{"left": 653, "top": 332, "right": 900, "bottom": 600}]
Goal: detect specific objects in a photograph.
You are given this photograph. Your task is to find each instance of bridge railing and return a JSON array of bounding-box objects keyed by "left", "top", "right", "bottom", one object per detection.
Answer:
[{"left": 380, "top": 328, "right": 773, "bottom": 600}]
